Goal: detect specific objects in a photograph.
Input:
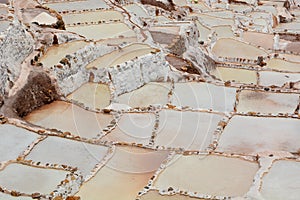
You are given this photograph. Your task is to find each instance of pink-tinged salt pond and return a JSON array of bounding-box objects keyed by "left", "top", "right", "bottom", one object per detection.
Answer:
[
  {"left": 24, "top": 101, "right": 113, "bottom": 139},
  {"left": 76, "top": 146, "right": 169, "bottom": 200},
  {"left": 67, "top": 83, "right": 111, "bottom": 110},
  {"left": 212, "top": 38, "right": 268, "bottom": 60}
]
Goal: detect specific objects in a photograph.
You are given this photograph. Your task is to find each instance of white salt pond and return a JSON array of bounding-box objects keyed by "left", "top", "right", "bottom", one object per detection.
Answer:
[
  {"left": 101, "top": 112, "right": 155, "bottom": 145},
  {"left": 154, "top": 110, "right": 223, "bottom": 150},
  {"left": 66, "top": 23, "right": 136, "bottom": 41},
  {"left": 45, "top": 0, "right": 109, "bottom": 12},
  {"left": 260, "top": 160, "right": 300, "bottom": 200},
  {"left": 154, "top": 155, "right": 258, "bottom": 197},
  {"left": 0, "top": 163, "right": 68, "bottom": 194},
  {"left": 236, "top": 90, "right": 299, "bottom": 114},
  {"left": 26, "top": 136, "right": 109, "bottom": 177},
  {"left": 116, "top": 82, "right": 171, "bottom": 108},
  {"left": 217, "top": 115, "right": 300, "bottom": 154},
  {"left": 62, "top": 10, "right": 124, "bottom": 25},
  {"left": 0, "top": 124, "right": 38, "bottom": 162},
  {"left": 171, "top": 82, "right": 237, "bottom": 113}
]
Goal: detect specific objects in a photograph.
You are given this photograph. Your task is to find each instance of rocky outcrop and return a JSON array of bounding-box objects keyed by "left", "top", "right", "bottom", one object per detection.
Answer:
[
  {"left": 168, "top": 35, "right": 187, "bottom": 56},
  {"left": 277, "top": 7, "right": 294, "bottom": 23},
  {"left": 150, "top": 21, "right": 215, "bottom": 73},
  {"left": 48, "top": 43, "right": 116, "bottom": 96},
  {"left": 141, "top": 0, "right": 175, "bottom": 11},
  {"left": 0, "top": 21, "right": 34, "bottom": 96},
  {"left": 44, "top": 43, "right": 172, "bottom": 97},
  {"left": 108, "top": 52, "right": 171, "bottom": 95},
  {"left": 56, "top": 32, "right": 84, "bottom": 44},
  {"left": 0, "top": 95, "right": 3, "bottom": 108},
  {"left": 179, "top": 21, "right": 216, "bottom": 72},
  {"left": 278, "top": 32, "right": 300, "bottom": 42},
  {"left": 166, "top": 54, "right": 200, "bottom": 75},
  {"left": 1, "top": 71, "right": 59, "bottom": 117},
  {"left": 289, "top": 0, "right": 300, "bottom": 7}
]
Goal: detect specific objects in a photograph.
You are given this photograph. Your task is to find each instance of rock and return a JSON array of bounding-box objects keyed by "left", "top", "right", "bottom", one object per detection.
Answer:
[
  {"left": 141, "top": 0, "right": 175, "bottom": 11},
  {"left": 66, "top": 196, "right": 81, "bottom": 200},
  {"left": 53, "top": 197, "right": 63, "bottom": 200},
  {"left": 7, "top": 71, "right": 59, "bottom": 117},
  {"left": 31, "top": 192, "right": 42, "bottom": 199},
  {"left": 0, "top": 21, "right": 34, "bottom": 96}
]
